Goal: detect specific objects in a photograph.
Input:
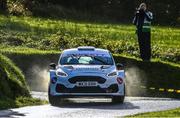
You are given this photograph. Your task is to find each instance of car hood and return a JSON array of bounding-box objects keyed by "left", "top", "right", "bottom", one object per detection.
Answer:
[{"left": 57, "top": 65, "right": 116, "bottom": 74}]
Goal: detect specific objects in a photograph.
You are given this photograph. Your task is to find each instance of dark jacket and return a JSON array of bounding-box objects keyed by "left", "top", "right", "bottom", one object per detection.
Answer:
[{"left": 133, "top": 9, "right": 153, "bottom": 32}]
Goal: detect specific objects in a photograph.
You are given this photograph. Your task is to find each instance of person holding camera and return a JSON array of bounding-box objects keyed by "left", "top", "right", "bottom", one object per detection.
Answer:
[{"left": 133, "top": 3, "right": 153, "bottom": 61}]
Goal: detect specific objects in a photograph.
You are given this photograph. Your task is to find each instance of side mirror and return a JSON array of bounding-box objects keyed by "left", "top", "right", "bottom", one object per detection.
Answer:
[
  {"left": 116, "top": 63, "right": 124, "bottom": 70},
  {"left": 49, "top": 63, "right": 56, "bottom": 70}
]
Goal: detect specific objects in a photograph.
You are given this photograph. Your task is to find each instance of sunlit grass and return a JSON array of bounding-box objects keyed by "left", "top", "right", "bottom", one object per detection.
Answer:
[
  {"left": 0, "top": 96, "right": 47, "bottom": 110},
  {"left": 0, "top": 15, "right": 179, "bottom": 63},
  {"left": 126, "top": 108, "right": 180, "bottom": 117},
  {"left": 0, "top": 46, "right": 60, "bottom": 55}
]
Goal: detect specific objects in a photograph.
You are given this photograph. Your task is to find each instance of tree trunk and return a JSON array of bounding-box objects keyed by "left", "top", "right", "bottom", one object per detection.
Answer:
[{"left": 0, "top": 0, "right": 7, "bottom": 12}]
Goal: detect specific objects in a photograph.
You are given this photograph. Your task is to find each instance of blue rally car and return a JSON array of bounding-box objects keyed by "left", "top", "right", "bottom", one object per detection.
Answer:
[{"left": 48, "top": 46, "right": 125, "bottom": 105}]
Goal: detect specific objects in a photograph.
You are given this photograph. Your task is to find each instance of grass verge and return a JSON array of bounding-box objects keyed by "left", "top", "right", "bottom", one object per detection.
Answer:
[
  {"left": 0, "top": 96, "right": 47, "bottom": 110},
  {"left": 126, "top": 108, "right": 180, "bottom": 117},
  {"left": 0, "top": 53, "right": 47, "bottom": 110}
]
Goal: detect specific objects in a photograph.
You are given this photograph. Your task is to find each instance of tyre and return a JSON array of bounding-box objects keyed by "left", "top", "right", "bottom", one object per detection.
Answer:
[
  {"left": 112, "top": 96, "right": 125, "bottom": 103},
  {"left": 112, "top": 85, "right": 125, "bottom": 103},
  {"left": 48, "top": 86, "right": 61, "bottom": 106}
]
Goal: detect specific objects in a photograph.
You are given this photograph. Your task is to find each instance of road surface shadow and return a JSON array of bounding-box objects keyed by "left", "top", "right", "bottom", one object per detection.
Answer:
[
  {"left": 52, "top": 99, "right": 140, "bottom": 110},
  {"left": 0, "top": 110, "right": 26, "bottom": 118}
]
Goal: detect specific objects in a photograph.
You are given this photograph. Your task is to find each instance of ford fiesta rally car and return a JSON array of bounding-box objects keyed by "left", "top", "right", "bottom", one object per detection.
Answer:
[{"left": 48, "top": 46, "right": 125, "bottom": 105}]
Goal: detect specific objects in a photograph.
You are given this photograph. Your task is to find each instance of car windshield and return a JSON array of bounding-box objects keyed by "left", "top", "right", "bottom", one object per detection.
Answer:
[{"left": 60, "top": 53, "right": 113, "bottom": 65}]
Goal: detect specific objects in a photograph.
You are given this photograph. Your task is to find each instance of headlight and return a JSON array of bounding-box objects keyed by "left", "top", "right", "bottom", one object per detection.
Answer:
[
  {"left": 56, "top": 71, "right": 68, "bottom": 77},
  {"left": 107, "top": 71, "right": 117, "bottom": 77}
]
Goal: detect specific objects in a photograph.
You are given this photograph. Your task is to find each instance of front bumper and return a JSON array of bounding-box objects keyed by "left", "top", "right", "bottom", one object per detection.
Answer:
[
  {"left": 49, "top": 73, "right": 125, "bottom": 96},
  {"left": 48, "top": 93, "right": 124, "bottom": 98},
  {"left": 55, "top": 83, "right": 118, "bottom": 93},
  {"left": 49, "top": 78, "right": 125, "bottom": 97}
]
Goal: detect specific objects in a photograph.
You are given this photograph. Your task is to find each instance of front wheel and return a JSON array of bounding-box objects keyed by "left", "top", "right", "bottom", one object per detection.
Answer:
[
  {"left": 112, "top": 85, "right": 125, "bottom": 103},
  {"left": 48, "top": 86, "right": 61, "bottom": 106},
  {"left": 112, "top": 96, "right": 125, "bottom": 103}
]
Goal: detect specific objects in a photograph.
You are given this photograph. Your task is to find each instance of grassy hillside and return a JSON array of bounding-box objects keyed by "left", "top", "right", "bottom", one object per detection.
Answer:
[
  {"left": 0, "top": 15, "right": 179, "bottom": 63},
  {"left": 0, "top": 54, "right": 46, "bottom": 109}
]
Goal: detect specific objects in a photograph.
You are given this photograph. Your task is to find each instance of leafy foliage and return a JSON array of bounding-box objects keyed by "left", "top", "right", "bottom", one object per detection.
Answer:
[{"left": 6, "top": 0, "right": 180, "bottom": 25}]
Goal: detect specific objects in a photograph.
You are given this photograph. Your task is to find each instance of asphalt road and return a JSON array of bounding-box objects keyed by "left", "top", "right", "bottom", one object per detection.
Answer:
[{"left": 0, "top": 92, "right": 180, "bottom": 118}]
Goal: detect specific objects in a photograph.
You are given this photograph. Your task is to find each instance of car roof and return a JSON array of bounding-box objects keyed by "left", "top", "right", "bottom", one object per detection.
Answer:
[{"left": 62, "top": 47, "right": 109, "bottom": 55}]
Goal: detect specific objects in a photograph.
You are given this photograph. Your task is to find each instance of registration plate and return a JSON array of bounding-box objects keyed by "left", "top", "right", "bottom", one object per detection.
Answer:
[{"left": 76, "top": 81, "right": 97, "bottom": 87}]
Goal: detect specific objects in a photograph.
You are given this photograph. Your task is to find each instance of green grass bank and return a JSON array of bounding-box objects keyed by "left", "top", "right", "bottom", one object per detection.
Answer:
[
  {"left": 0, "top": 54, "right": 47, "bottom": 109},
  {"left": 126, "top": 107, "right": 180, "bottom": 117}
]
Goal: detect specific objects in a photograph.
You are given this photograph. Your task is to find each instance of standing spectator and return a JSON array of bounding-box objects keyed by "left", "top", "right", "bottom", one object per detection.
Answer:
[{"left": 133, "top": 3, "right": 153, "bottom": 61}]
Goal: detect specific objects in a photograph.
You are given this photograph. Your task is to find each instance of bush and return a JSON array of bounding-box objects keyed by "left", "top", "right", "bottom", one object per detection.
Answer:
[
  {"left": 0, "top": 36, "right": 24, "bottom": 46},
  {"left": 8, "top": 0, "right": 31, "bottom": 16}
]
